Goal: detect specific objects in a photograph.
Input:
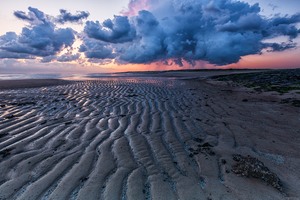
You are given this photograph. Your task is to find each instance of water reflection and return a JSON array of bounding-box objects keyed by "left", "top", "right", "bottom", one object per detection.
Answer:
[
  {"left": 0, "top": 73, "right": 63, "bottom": 80},
  {"left": 0, "top": 73, "right": 186, "bottom": 90}
]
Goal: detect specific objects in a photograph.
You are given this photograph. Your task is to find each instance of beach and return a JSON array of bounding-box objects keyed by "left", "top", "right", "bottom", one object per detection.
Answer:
[
  {"left": 0, "top": 70, "right": 299, "bottom": 200},
  {"left": 0, "top": 79, "right": 71, "bottom": 90}
]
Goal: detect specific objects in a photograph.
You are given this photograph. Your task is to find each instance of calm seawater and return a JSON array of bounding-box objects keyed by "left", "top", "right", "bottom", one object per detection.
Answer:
[{"left": 0, "top": 73, "right": 117, "bottom": 80}]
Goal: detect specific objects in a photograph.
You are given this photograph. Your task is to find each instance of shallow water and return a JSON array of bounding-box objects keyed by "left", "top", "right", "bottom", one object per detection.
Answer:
[
  {"left": 0, "top": 73, "right": 118, "bottom": 80},
  {"left": 0, "top": 73, "right": 64, "bottom": 80}
]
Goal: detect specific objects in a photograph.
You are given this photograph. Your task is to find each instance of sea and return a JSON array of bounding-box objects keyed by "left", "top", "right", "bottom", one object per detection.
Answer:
[
  {"left": 0, "top": 72, "right": 170, "bottom": 81},
  {"left": 0, "top": 73, "right": 120, "bottom": 80}
]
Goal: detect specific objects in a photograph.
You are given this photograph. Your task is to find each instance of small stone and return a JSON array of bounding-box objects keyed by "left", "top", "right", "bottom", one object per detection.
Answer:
[
  {"left": 5, "top": 115, "right": 15, "bottom": 119},
  {"left": 221, "top": 159, "right": 227, "bottom": 165},
  {"left": 193, "top": 138, "right": 203, "bottom": 143},
  {"left": 201, "top": 142, "right": 213, "bottom": 148}
]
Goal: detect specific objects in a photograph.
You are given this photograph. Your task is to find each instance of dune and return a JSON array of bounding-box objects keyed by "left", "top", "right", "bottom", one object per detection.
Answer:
[{"left": 0, "top": 73, "right": 299, "bottom": 199}]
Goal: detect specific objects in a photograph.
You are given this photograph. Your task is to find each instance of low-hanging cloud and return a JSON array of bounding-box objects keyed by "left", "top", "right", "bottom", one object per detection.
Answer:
[
  {"left": 82, "top": 0, "right": 300, "bottom": 65},
  {"left": 41, "top": 53, "right": 80, "bottom": 63}
]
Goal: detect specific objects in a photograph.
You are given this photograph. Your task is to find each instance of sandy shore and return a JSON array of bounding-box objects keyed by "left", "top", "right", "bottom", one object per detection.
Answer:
[
  {"left": 0, "top": 79, "right": 71, "bottom": 90},
  {"left": 0, "top": 72, "right": 299, "bottom": 199}
]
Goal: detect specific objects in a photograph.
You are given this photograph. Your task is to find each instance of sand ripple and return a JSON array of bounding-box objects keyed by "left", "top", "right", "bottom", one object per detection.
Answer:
[{"left": 0, "top": 77, "right": 297, "bottom": 200}]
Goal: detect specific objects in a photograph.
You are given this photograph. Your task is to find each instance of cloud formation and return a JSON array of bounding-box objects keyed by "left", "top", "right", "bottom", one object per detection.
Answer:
[
  {"left": 57, "top": 9, "right": 90, "bottom": 24},
  {"left": 0, "top": 7, "right": 77, "bottom": 61},
  {"left": 79, "top": 38, "right": 116, "bottom": 60},
  {"left": 13, "top": 10, "right": 34, "bottom": 22},
  {"left": 82, "top": 0, "right": 300, "bottom": 65},
  {"left": 1, "top": 1, "right": 300, "bottom": 67},
  {"left": 84, "top": 16, "right": 136, "bottom": 43}
]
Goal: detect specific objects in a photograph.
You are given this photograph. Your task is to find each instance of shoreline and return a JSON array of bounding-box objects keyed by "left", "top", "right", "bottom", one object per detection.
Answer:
[
  {"left": 0, "top": 79, "right": 72, "bottom": 90},
  {"left": 0, "top": 69, "right": 268, "bottom": 90}
]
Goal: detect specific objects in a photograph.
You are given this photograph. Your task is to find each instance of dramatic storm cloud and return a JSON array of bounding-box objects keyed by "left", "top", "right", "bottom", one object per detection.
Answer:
[
  {"left": 1, "top": 0, "right": 300, "bottom": 66},
  {"left": 0, "top": 7, "right": 81, "bottom": 61},
  {"left": 81, "top": 0, "right": 300, "bottom": 65},
  {"left": 79, "top": 38, "right": 116, "bottom": 60},
  {"left": 57, "top": 9, "right": 90, "bottom": 24},
  {"left": 84, "top": 15, "right": 136, "bottom": 43}
]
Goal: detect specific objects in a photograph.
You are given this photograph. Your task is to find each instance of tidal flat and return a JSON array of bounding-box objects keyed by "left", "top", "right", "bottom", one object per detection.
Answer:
[{"left": 0, "top": 70, "right": 299, "bottom": 200}]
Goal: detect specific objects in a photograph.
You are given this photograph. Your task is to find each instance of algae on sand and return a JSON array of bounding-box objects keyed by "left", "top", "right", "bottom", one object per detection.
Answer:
[{"left": 232, "top": 154, "right": 283, "bottom": 192}]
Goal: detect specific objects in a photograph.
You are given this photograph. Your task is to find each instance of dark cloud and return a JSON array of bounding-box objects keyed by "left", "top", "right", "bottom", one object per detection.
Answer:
[
  {"left": 57, "top": 9, "right": 89, "bottom": 24},
  {"left": 41, "top": 53, "right": 80, "bottom": 63},
  {"left": 264, "top": 42, "right": 297, "bottom": 52},
  {"left": 79, "top": 38, "right": 116, "bottom": 59},
  {"left": 271, "top": 13, "right": 300, "bottom": 26},
  {"left": 13, "top": 6, "right": 48, "bottom": 25},
  {"left": 14, "top": 11, "right": 34, "bottom": 21},
  {"left": 57, "top": 53, "right": 80, "bottom": 62},
  {"left": 218, "top": 13, "right": 263, "bottom": 32},
  {"left": 0, "top": 51, "right": 33, "bottom": 59},
  {"left": 0, "top": 7, "right": 76, "bottom": 61},
  {"left": 267, "top": 23, "right": 299, "bottom": 39},
  {"left": 84, "top": 15, "right": 136, "bottom": 43},
  {"left": 28, "top": 6, "right": 48, "bottom": 23},
  {"left": 83, "top": 0, "right": 300, "bottom": 65},
  {"left": 2, "top": 1, "right": 300, "bottom": 66},
  {"left": 119, "top": 10, "right": 164, "bottom": 63}
]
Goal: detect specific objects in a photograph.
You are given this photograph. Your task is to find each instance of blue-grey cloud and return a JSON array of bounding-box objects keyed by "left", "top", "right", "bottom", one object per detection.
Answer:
[
  {"left": 1, "top": 7, "right": 76, "bottom": 60},
  {"left": 264, "top": 42, "right": 297, "bottom": 52},
  {"left": 84, "top": 15, "right": 136, "bottom": 43},
  {"left": 119, "top": 10, "right": 165, "bottom": 63},
  {"left": 82, "top": 0, "right": 300, "bottom": 65},
  {"left": 79, "top": 38, "right": 116, "bottom": 59},
  {"left": 57, "top": 9, "right": 90, "bottom": 24},
  {"left": 2, "top": 1, "right": 300, "bottom": 66},
  {"left": 57, "top": 53, "right": 80, "bottom": 62},
  {"left": 41, "top": 53, "right": 80, "bottom": 63},
  {"left": 271, "top": 13, "right": 300, "bottom": 26},
  {"left": 14, "top": 11, "right": 34, "bottom": 21},
  {"left": 13, "top": 6, "right": 48, "bottom": 25}
]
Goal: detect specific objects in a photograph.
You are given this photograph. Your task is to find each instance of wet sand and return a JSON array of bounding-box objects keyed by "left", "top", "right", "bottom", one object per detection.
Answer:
[
  {"left": 0, "top": 72, "right": 299, "bottom": 199},
  {"left": 0, "top": 79, "right": 71, "bottom": 90}
]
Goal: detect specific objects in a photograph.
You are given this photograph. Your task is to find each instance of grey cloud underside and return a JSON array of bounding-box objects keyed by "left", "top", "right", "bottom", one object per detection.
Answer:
[
  {"left": 79, "top": 38, "right": 116, "bottom": 59},
  {"left": 1, "top": 0, "right": 300, "bottom": 66},
  {"left": 41, "top": 53, "right": 80, "bottom": 63},
  {"left": 13, "top": 11, "right": 34, "bottom": 21},
  {"left": 58, "top": 9, "right": 90, "bottom": 24},
  {"left": 1, "top": 7, "right": 79, "bottom": 61},
  {"left": 81, "top": 0, "right": 300, "bottom": 65},
  {"left": 84, "top": 16, "right": 136, "bottom": 43}
]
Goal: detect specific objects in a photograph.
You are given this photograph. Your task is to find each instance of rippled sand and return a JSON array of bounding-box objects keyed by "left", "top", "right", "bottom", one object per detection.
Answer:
[{"left": 0, "top": 77, "right": 299, "bottom": 200}]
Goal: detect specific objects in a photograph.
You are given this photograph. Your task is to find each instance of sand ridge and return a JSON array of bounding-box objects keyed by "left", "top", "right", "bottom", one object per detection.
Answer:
[{"left": 0, "top": 77, "right": 299, "bottom": 199}]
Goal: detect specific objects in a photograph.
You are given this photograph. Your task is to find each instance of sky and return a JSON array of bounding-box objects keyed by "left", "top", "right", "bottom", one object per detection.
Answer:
[{"left": 0, "top": 0, "right": 299, "bottom": 74}]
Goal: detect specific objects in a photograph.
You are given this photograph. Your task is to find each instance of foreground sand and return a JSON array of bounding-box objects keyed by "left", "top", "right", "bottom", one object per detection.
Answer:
[{"left": 0, "top": 74, "right": 299, "bottom": 199}]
